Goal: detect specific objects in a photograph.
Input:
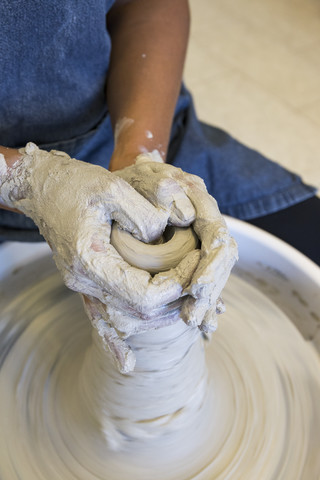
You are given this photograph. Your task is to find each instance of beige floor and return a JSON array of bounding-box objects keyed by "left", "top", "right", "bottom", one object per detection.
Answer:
[{"left": 184, "top": 0, "right": 320, "bottom": 193}]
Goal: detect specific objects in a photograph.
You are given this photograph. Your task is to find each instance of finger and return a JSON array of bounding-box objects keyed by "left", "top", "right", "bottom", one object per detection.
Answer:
[
  {"left": 184, "top": 185, "right": 230, "bottom": 253},
  {"left": 180, "top": 292, "right": 222, "bottom": 331},
  {"left": 81, "top": 246, "right": 201, "bottom": 316},
  {"left": 74, "top": 210, "right": 171, "bottom": 311},
  {"left": 115, "top": 163, "right": 195, "bottom": 226},
  {"left": 100, "top": 324, "right": 136, "bottom": 374},
  {"left": 180, "top": 296, "right": 210, "bottom": 328},
  {"left": 128, "top": 248, "right": 201, "bottom": 313},
  {"left": 199, "top": 306, "right": 218, "bottom": 333},
  {"left": 85, "top": 288, "right": 184, "bottom": 322},
  {"left": 185, "top": 237, "right": 238, "bottom": 300},
  {"left": 82, "top": 295, "right": 136, "bottom": 374},
  {"left": 54, "top": 254, "right": 108, "bottom": 300},
  {"left": 216, "top": 296, "right": 226, "bottom": 315},
  {"left": 104, "top": 175, "right": 169, "bottom": 242},
  {"left": 153, "top": 177, "right": 195, "bottom": 226},
  {"left": 101, "top": 301, "right": 183, "bottom": 338},
  {"left": 181, "top": 253, "right": 233, "bottom": 328},
  {"left": 178, "top": 180, "right": 238, "bottom": 300}
]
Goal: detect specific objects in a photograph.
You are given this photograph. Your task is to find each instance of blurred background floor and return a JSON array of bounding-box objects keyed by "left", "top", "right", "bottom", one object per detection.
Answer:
[{"left": 184, "top": 0, "right": 320, "bottom": 193}]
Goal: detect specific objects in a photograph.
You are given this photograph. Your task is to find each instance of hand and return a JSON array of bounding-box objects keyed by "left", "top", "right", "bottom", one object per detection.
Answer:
[
  {"left": 115, "top": 154, "right": 238, "bottom": 333},
  {"left": 82, "top": 237, "right": 200, "bottom": 374},
  {"left": 0, "top": 143, "right": 201, "bottom": 372}
]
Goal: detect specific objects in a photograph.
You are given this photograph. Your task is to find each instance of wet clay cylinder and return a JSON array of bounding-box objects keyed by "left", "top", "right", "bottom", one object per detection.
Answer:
[{"left": 78, "top": 225, "right": 211, "bottom": 451}]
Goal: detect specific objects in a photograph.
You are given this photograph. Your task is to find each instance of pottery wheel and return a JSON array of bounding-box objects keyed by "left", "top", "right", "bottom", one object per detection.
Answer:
[{"left": 0, "top": 254, "right": 320, "bottom": 480}]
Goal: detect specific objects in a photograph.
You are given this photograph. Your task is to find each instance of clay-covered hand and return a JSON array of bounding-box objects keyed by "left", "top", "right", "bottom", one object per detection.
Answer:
[
  {"left": 0, "top": 143, "right": 203, "bottom": 371},
  {"left": 115, "top": 154, "right": 238, "bottom": 333},
  {"left": 82, "top": 242, "right": 200, "bottom": 374}
]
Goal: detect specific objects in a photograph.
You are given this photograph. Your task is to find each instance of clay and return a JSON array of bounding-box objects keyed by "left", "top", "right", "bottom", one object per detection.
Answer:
[
  {"left": 110, "top": 223, "right": 199, "bottom": 273},
  {"left": 0, "top": 144, "right": 238, "bottom": 372},
  {"left": 1, "top": 265, "right": 320, "bottom": 479},
  {"left": 1, "top": 147, "right": 319, "bottom": 477},
  {"left": 115, "top": 156, "right": 239, "bottom": 332}
]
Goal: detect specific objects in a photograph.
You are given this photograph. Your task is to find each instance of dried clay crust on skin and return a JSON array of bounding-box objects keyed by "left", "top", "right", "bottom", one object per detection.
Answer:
[{"left": 0, "top": 143, "right": 238, "bottom": 373}]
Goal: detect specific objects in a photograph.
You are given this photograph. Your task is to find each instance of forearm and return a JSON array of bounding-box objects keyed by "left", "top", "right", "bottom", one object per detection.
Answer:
[
  {"left": 0, "top": 146, "right": 22, "bottom": 212},
  {"left": 107, "top": 0, "right": 190, "bottom": 171}
]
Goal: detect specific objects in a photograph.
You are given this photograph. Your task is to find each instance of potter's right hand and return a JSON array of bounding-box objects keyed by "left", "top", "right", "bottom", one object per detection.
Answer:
[{"left": 115, "top": 155, "right": 238, "bottom": 334}]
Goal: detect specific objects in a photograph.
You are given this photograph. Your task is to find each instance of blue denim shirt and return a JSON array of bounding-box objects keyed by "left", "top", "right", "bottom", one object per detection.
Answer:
[{"left": 0, "top": 1, "right": 316, "bottom": 240}]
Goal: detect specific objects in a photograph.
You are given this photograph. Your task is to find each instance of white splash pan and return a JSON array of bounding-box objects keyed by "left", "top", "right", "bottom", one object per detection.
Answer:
[
  {"left": 225, "top": 216, "right": 320, "bottom": 352},
  {"left": 0, "top": 216, "right": 319, "bottom": 351}
]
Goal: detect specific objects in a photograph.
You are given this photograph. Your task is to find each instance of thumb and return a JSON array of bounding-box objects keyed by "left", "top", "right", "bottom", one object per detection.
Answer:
[{"left": 107, "top": 177, "right": 169, "bottom": 243}]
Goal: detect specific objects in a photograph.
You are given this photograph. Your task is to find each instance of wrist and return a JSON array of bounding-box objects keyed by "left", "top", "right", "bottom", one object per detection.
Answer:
[
  {"left": 109, "top": 117, "right": 168, "bottom": 171},
  {"left": 0, "top": 146, "right": 24, "bottom": 210},
  {"left": 0, "top": 146, "right": 23, "bottom": 169},
  {"left": 110, "top": 145, "right": 164, "bottom": 172},
  {"left": 0, "top": 143, "right": 69, "bottom": 213}
]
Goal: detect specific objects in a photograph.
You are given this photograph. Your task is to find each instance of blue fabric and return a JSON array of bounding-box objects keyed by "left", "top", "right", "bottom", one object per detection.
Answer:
[
  {"left": 168, "top": 87, "right": 317, "bottom": 219},
  {"left": 0, "top": 2, "right": 317, "bottom": 241},
  {"left": 0, "top": 0, "right": 115, "bottom": 147}
]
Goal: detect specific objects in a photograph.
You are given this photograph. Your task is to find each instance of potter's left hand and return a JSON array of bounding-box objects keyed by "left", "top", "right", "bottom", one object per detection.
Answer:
[
  {"left": 115, "top": 154, "right": 238, "bottom": 333},
  {"left": 0, "top": 143, "right": 203, "bottom": 374}
]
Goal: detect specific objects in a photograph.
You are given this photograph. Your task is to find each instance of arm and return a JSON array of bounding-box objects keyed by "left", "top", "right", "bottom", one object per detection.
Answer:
[
  {"left": 107, "top": 0, "right": 190, "bottom": 171},
  {"left": 106, "top": 1, "right": 238, "bottom": 333},
  {"left": 0, "top": 146, "right": 22, "bottom": 212},
  {"left": 0, "top": 0, "right": 189, "bottom": 205}
]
